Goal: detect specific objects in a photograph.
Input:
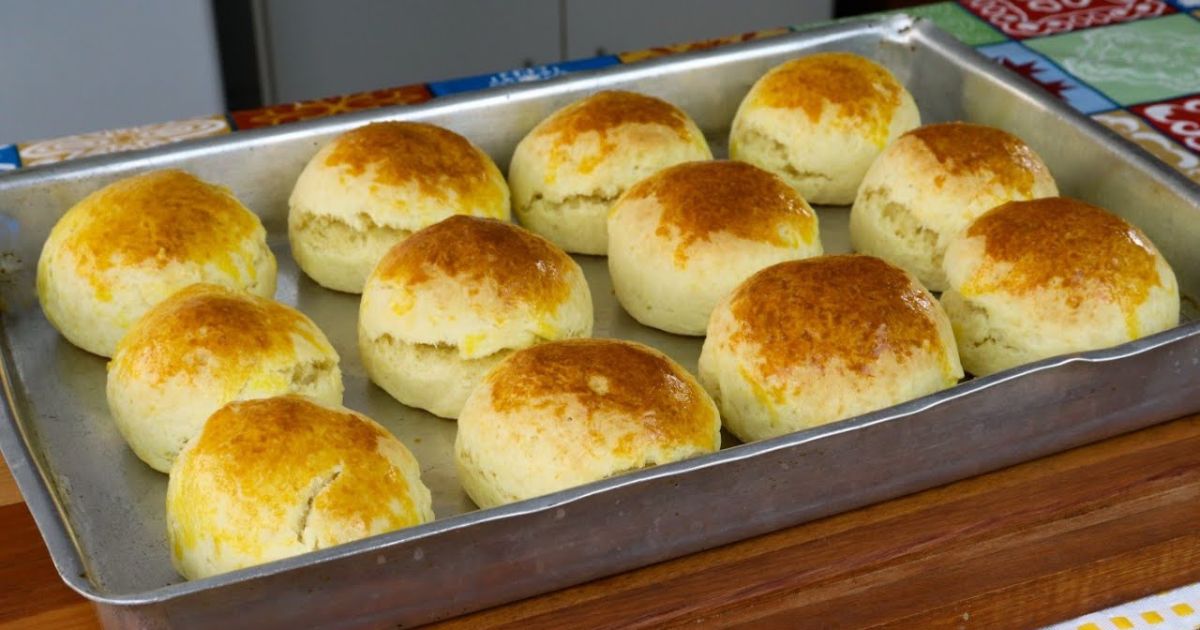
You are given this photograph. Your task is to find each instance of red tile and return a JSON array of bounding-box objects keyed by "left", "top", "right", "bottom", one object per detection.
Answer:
[
  {"left": 959, "top": 0, "right": 1173, "bottom": 39},
  {"left": 1131, "top": 94, "right": 1200, "bottom": 154}
]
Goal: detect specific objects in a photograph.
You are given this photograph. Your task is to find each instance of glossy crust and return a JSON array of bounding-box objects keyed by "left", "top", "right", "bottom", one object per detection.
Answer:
[
  {"left": 729, "top": 52, "right": 919, "bottom": 205},
  {"left": 941, "top": 197, "right": 1179, "bottom": 376},
  {"left": 699, "top": 255, "right": 962, "bottom": 442},
  {"left": 107, "top": 284, "right": 343, "bottom": 472},
  {"left": 288, "top": 121, "right": 510, "bottom": 293},
  {"left": 455, "top": 339, "right": 721, "bottom": 508},
  {"left": 607, "top": 160, "right": 822, "bottom": 335},
  {"left": 508, "top": 90, "right": 712, "bottom": 254},
  {"left": 850, "top": 122, "right": 1058, "bottom": 291},
  {"left": 37, "top": 169, "right": 277, "bottom": 357},
  {"left": 167, "top": 395, "right": 433, "bottom": 580},
  {"left": 359, "top": 216, "right": 592, "bottom": 418}
]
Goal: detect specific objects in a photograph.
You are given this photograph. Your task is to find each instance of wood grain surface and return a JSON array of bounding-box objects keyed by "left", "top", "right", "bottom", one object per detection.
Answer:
[{"left": 2, "top": 415, "right": 1199, "bottom": 629}]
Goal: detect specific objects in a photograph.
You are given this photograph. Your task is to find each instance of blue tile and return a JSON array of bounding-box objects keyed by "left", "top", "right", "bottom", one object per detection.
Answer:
[
  {"left": 1165, "top": 0, "right": 1200, "bottom": 9},
  {"left": 0, "top": 144, "right": 20, "bottom": 172},
  {"left": 976, "top": 41, "right": 1117, "bottom": 115},
  {"left": 429, "top": 56, "right": 621, "bottom": 97}
]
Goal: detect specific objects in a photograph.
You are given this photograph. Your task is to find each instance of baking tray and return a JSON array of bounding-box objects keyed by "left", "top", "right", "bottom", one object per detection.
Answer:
[{"left": 1, "top": 14, "right": 1199, "bottom": 628}]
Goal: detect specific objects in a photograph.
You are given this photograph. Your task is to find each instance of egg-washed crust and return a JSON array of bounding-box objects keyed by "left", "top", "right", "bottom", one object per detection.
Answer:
[
  {"left": 963, "top": 197, "right": 1163, "bottom": 321},
  {"left": 488, "top": 339, "right": 717, "bottom": 453},
  {"left": 112, "top": 284, "right": 328, "bottom": 386},
  {"left": 323, "top": 121, "right": 504, "bottom": 209},
  {"left": 57, "top": 169, "right": 263, "bottom": 299},
  {"left": 536, "top": 90, "right": 693, "bottom": 145},
  {"left": 907, "top": 122, "right": 1040, "bottom": 195},
  {"left": 622, "top": 160, "right": 817, "bottom": 262},
  {"left": 175, "top": 396, "right": 422, "bottom": 552},
  {"left": 373, "top": 216, "right": 575, "bottom": 312},
  {"left": 730, "top": 255, "right": 946, "bottom": 376},
  {"left": 531, "top": 91, "right": 698, "bottom": 175},
  {"left": 750, "top": 52, "right": 903, "bottom": 146}
]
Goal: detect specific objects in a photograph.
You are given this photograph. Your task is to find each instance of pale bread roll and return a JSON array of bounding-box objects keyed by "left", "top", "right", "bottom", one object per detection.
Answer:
[
  {"left": 850, "top": 122, "right": 1058, "bottom": 291},
  {"left": 37, "top": 169, "right": 276, "bottom": 357},
  {"left": 941, "top": 197, "right": 1179, "bottom": 376},
  {"left": 508, "top": 90, "right": 712, "bottom": 254},
  {"left": 359, "top": 216, "right": 592, "bottom": 419},
  {"left": 608, "top": 160, "right": 822, "bottom": 335},
  {"left": 107, "top": 284, "right": 343, "bottom": 472},
  {"left": 699, "top": 255, "right": 962, "bottom": 442},
  {"left": 289, "top": 121, "right": 510, "bottom": 293},
  {"left": 455, "top": 339, "right": 721, "bottom": 508},
  {"left": 729, "top": 52, "right": 919, "bottom": 205},
  {"left": 167, "top": 395, "right": 433, "bottom": 580}
]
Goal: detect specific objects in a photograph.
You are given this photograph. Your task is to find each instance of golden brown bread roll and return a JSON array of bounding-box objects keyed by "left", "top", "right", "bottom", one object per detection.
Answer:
[{"left": 37, "top": 169, "right": 276, "bottom": 356}]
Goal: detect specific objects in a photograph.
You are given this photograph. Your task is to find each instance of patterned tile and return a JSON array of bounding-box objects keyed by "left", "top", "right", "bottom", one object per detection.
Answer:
[
  {"left": 429, "top": 56, "right": 620, "bottom": 97},
  {"left": 1093, "top": 109, "right": 1200, "bottom": 182},
  {"left": 960, "top": 0, "right": 1174, "bottom": 39},
  {"left": 17, "top": 115, "right": 231, "bottom": 167},
  {"left": 1130, "top": 93, "right": 1200, "bottom": 155},
  {"left": 230, "top": 84, "right": 433, "bottom": 130},
  {"left": 977, "top": 41, "right": 1118, "bottom": 113},
  {"left": 618, "top": 27, "right": 790, "bottom": 64},
  {"left": 0, "top": 144, "right": 19, "bottom": 173},
  {"left": 1025, "top": 14, "right": 1200, "bottom": 106},
  {"left": 889, "top": 2, "right": 1008, "bottom": 46}
]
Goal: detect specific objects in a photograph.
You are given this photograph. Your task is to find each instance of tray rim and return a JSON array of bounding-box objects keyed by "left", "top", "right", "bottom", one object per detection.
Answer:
[{"left": 1, "top": 12, "right": 1198, "bottom": 608}]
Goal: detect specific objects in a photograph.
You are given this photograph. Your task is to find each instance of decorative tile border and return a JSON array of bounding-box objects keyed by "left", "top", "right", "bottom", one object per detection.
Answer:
[
  {"left": 1093, "top": 109, "right": 1200, "bottom": 182},
  {"left": 977, "top": 41, "right": 1118, "bottom": 113},
  {"left": 617, "top": 27, "right": 790, "bottom": 64},
  {"left": 230, "top": 84, "right": 432, "bottom": 130},
  {"left": 16, "top": 114, "right": 230, "bottom": 167},
  {"left": 1023, "top": 14, "right": 1200, "bottom": 106},
  {"left": 961, "top": 0, "right": 1174, "bottom": 40},
  {"left": 0, "top": 145, "right": 19, "bottom": 172},
  {"left": 1, "top": 0, "right": 1196, "bottom": 205},
  {"left": 428, "top": 56, "right": 620, "bottom": 97},
  {"left": 1130, "top": 93, "right": 1200, "bottom": 154}
]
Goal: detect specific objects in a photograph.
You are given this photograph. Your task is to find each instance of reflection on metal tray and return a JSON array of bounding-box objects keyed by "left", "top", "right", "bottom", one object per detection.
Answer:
[{"left": 0, "top": 14, "right": 1198, "bottom": 628}]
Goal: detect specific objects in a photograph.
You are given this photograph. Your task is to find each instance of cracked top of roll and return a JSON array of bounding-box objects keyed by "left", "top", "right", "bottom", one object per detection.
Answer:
[
  {"left": 745, "top": 52, "right": 907, "bottom": 147},
  {"left": 613, "top": 160, "right": 819, "bottom": 264},
  {"left": 508, "top": 90, "right": 712, "bottom": 205},
  {"left": 109, "top": 283, "right": 337, "bottom": 391},
  {"left": 360, "top": 216, "right": 593, "bottom": 359},
  {"left": 289, "top": 121, "right": 510, "bottom": 232},
  {"left": 725, "top": 255, "right": 955, "bottom": 378},
  {"left": 167, "top": 395, "right": 433, "bottom": 580}
]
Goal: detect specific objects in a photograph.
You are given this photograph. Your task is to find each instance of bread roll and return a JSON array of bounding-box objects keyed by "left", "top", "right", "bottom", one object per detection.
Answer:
[
  {"left": 699, "top": 255, "right": 962, "bottom": 442},
  {"left": 455, "top": 339, "right": 721, "bottom": 508},
  {"left": 850, "top": 122, "right": 1058, "bottom": 291},
  {"left": 37, "top": 169, "right": 276, "bottom": 357},
  {"left": 359, "top": 216, "right": 592, "bottom": 419},
  {"left": 288, "top": 121, "right": 510, "bottom": 293},
  {"left": 107, "top": 284, "right": 343, "bottom": 472},
  {"left": 729, "top": 52, "right": 919, "bottom": 205},
  {"left": 167, "top": 395, "right": 433, "bottom": 580},
  {"left": 607, "top": 160, "right": 822, "bottom": 335},
  {"left": 941, "top": 197, "right": 1179, "bottom": 376},
  {"left": 508, "top": 90, "right": 712, "bottom": 254}
]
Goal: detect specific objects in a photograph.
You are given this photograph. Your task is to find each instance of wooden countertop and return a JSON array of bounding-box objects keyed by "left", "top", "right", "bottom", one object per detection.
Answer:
[{"left": 3, "top": 414, "right": 1199, "bottom": 629}]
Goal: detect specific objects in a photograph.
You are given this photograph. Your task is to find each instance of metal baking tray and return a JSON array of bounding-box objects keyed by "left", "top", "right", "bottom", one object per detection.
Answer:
[{"left": 1, "top": 14, "right": 1198, "bottom": 628}]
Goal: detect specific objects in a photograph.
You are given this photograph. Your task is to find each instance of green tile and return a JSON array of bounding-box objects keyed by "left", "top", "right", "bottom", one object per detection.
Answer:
[
  {"left": 886, "top": 2, "right": 1008, "bottom": 46},
  {"left": 1024, "top": 14, "right": 1200, "bottom": 106},
  {"left": 795, "top": 2, "right": 1007, "bottom": 47}
]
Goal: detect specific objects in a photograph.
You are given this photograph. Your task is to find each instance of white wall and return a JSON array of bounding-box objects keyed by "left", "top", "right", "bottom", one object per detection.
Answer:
[
  {"left": 0, "top": 0, "right": 225, "bottom": 142},
  {"left": 261, "top": 0, "right": 833, "bottom": 104}
]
